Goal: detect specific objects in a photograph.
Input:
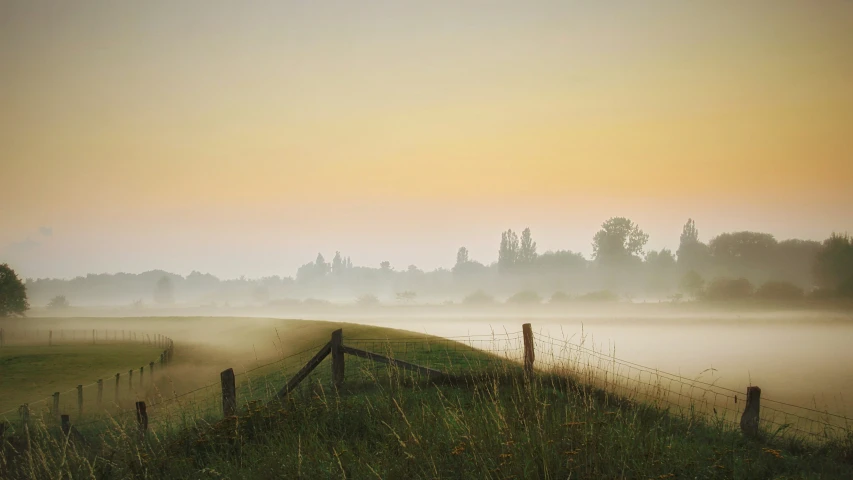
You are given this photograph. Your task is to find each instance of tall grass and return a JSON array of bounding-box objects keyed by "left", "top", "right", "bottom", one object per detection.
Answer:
[{"left": 2, "top": 335, "right": 852, "bottom": 479}]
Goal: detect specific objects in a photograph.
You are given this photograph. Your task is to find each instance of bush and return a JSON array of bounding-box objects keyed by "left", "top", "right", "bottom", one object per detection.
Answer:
[
  {"left": 549, "top": 292, "right": 572, "bottom": 303},
  {"left": 703, "top": 277, "right": 754, "bottom": 301},
  {"left": 47, "top": 295, "right": 70, "bottom": 310},
  {"left": 302, "top": 298, "right": 332, "bottom": 306},
  {"left": 462, "top": 290, "right": 495, "bottom": 305},
  {"left": 755, "top": 281, "right": 804, "bottom": 301},
  {"left": 506, "top": 291, "right": 542, "bottom": 304},
  {"left": 356, "top": 294, "right": 380, "bottom": 306},
  {"left": 575, "top": 290, "right": 619, "bottom": 302}
]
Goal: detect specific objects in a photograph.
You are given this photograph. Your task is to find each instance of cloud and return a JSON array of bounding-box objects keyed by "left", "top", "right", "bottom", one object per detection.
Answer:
[{"left": 39, "top": 226, "right": 53, "bottom": 237}]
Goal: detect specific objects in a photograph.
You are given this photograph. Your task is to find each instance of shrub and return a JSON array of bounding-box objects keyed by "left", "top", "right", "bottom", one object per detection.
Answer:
[
  {"left": 47, "top": 295, "right": 70, "bottom": 310},
  {"left": 462, "top": 290, "right": 495, "bottom": 305},
  {"left": 575, "top": 290, "right": 619, "bottom": 302},
  {"left": 303, "top": 298, "right": 332, "bottom": 306},
  {"left": 703, "top": 277, "right": 754, "bottom": 301},
  {"left": 755, "top": 281, "right": 804, "bottom": 301},
  {"left": 356, "top": 294, "right": 380, "bottom": 306},
  {"left": 549, "top": 291, "right": 572, "bottom": 303},
  {"left": 506, "top": 291, "right": 542, "bottom": 304}
]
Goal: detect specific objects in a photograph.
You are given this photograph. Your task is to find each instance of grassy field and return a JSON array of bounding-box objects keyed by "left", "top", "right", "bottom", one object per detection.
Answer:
[
  {"left": 0, "top": 344, "right": 165, "bottom": 414},
  {"left": 1, "top": 317, "right": 852, "bottom": 479}
]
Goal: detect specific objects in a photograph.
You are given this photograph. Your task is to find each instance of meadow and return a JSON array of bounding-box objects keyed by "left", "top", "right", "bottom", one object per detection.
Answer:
[{"left": 1, "top": 316, "right": 852, "bottom": 479}]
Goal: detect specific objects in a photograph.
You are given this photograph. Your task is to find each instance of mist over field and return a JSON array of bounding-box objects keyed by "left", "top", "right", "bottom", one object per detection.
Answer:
[{"left": 2, "top": 1, "right": 853, "bottom": 477}]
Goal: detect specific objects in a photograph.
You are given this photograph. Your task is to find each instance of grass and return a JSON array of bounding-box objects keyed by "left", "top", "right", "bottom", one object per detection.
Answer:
[
  {"left": 1, "top": 319, "right": 852, "bottom": 478},
  {"left": 0, "top": 344, "right": 165, "bottom": 414}
]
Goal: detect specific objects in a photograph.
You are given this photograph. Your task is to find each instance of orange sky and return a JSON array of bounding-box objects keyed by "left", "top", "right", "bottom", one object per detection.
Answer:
[{"left": 1, "top": 1, "right": 852, "bottom": 278}]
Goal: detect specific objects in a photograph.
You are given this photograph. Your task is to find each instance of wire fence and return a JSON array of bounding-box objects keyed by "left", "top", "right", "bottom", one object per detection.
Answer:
[{"left": 1, "top": 327, "right": 850, "bottom": 446}]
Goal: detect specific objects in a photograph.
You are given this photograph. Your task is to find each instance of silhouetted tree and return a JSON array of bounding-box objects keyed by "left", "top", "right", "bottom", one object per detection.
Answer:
[
  {"left": 679, "top": 270, "right": 705, "bottom": 299},
  {"left": 813, "top": 233, "right": 853, "bottom": 297},
  {"left": 153, "top": 276, "right": 174, "bottom": 304},
  {"left": 498, "top": 229, "right": 520, "bottom": 273},
  {"left": 518, "top": 227, "right": 538, "bottom": 268},
  {"left": 703, "top": 277, "right": 754, "bottom": 301},
  {"left": 676, "top": 218, "right": 709, "bottom": 272},
  {"left": 455, "top": 247, "right": 470, "bottom": 268},
  {"left": 332, "top": 251, "right": 344, "bottom": 275},
  {"left": 0, "top": 264, "right": 28, "bottom": 317},
  {"left": 380, "top": 261, "right": 392, "bottom": 272},
  {"left": 592, "top": 217, "right": 648, "bottom": 266},
  {"left": 534, "top": 250, "right": 587, "bottom": 274},
  {"left": 47, "top": 295, "right": 70, "bottom": 310}
]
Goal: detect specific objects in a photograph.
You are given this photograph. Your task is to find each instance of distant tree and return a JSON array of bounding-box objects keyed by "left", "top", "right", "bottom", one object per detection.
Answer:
[
  {"left": 535, "top": 250, "right": 587, "bottom": 274},
  {"left": 251, "top": 284, "right": 270, "bottom": 304},
  {"left": 592, "top": 217, "right": 648, "bottom": 266},
  {"left": 679, "top": 270, "right": 705, "bottom": 299},
  {"left": 708, "top": 232, "right": 777, "bottom": 278},
  {"left": 676, "top": 219, "right": 710, "bottom": 272},
  {"left": 575, "top": 290, "right": 619, "bottom": 302},
  {"left": 47, "top": 295, "right": 70, "bottom": 310},
  {"left": 0, "top": 264, "right": 29, "bottom": 317},
  {"left": 506, "top": 290, "right": 542, "bottom": 304},
  {"left": 703, "top": 277, "right": 754, "bottom": 301},
  {"left": 813, "top": 233, "right": 853, "bottom": 297},
  {"left": 346, "top": 257, "right": 353, "bottom": 269},
  {"left": 755, "top": 281, "right": 805, "bottom": 301},
  {"left": 315, "top": 253, "right": 330, "bottom": 276},
  {"left": 517, "top": 228, "right": 538, "bottom": 268},
  {"left": 645, "top": 248, "right": 677, "bottom": 291},
  {"left": 455, "top": 247, "right": 470, "bottom": 268},
  {"left": 774, "top": 239, "right": 821, "bottom": 287},
  {"left": 462, "top": 290, "right": 495, "bottom": 305},
  {"left": 332, "top": 251, "right": 344, "bottom": 275},
  {"left": 498, "top": 229, "right": 520, "bottom": 273},
  {"left": 153, "top": 276, "right": 174, "bottom": 304},
  {"left": 379, "top": 261, "right": 392, "bottom": 272},
  {"left": 406, "top": 265, "right": 423, "bottom": 274},
  {"left": 396, "top": 291, "right": 417, "bottom": 303}
]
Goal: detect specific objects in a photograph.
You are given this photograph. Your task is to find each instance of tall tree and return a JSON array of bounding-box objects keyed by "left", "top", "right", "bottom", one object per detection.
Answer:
[
  {"left": 332, "top": 251, "right": 344, "bottom": 275},
  {"left": 498, "top": 229, "right": 520, "bottom": 273},
  {"left": 518, "top": 227, "right": 538, "bottom": 268},
  {"left": 455, "top": 247, "right": 470, "bottom": 268},
  {"left": 0, "top": 263, "right": 29, "bottom": 317},
  {"left": 813, "top": 233, "right": 853, "bottom": 296},
  {"left": 591, "top": 217, "right": 648, "bottom": 266},
  {"left": 676, "top": 218, "right": 709, "bottom": 272},
  {"left": 315, "top": 253, "right": 330, "bottom": 276},
  {"left": 380, "top": 261, "right": 392, "bottom": 272},
  {"left": 153, "top": 276, "right": 174, "bottom": 304}
]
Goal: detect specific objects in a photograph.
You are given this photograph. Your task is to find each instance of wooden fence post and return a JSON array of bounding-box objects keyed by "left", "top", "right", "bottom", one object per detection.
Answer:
[
  {"left": 97, "top": 379, "right": 103, "bottom": 408},
  {"left": 140, "top": 366, "right": 144, "bottom": 387},
  {"left": 129, "top": 369, "right": 133, "bottom": 391},
  {"left": 115, "top": 373, "right": 120, "bottom": 404},
  {"left": 61, "top": 415, "right": 70, "bottom": 436},
  {"left": 53, "top": 392, "right": 60, "bottom": 421},
  {"left": 331, "top": 329, "right": 344, "bottom": 389},
  {"left": 522, "top": 323, "right": 535, "bottom": 377},
  {"left": 221, "top": 368, "right": 236, "bottom": 417},
  {"left": 77, "top": 384, "right": 83, "bottom": 416},
  {"left": 740, "top": 386, "right": 761, "bottom": 437},
  {"left": 19, "top": 404, "right": 29, "bottom": 426},
  {"left": 149, "top": 361, "right": 154, "bottom": 379},
  {"left": 135, "top": 401, "right": 148, "bottom": 440}
]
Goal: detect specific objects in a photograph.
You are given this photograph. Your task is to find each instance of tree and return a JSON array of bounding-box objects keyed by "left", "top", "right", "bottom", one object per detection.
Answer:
[
  {"left": 47, "top": 295, "right": 70, "bottom": 310},
  {"left": 455, "top": 247, "right": 469, "bottom": 267},
  {"left": 534, "top": 250, "right": 587, "bottom": 274},
  {"left": 813, "top": 233, "right": 853, "bottom": 297},
  {"left": 679, "top": 270, "right": 705, "bottom": 299},
  {"left": 153, "top": 276, "right": 174, "bottom": 304},
  {"left": 379, "top": 261, "right": 392, "bottom": 272},
  {"left": 332, "top": 251, "right": 344, "bottom": 275},
  {"left": 704, "top": 277, "right": 754, "bottom": 301},
  {"left": 396, "top": 291, "right": 417, "bottom": 303},
  {"left": 517, "top": 228, "right": 538, "bottom": 268},
  {"left": 315, "top": 253, "right": 330, "bottom": 276},
  {"left": 676, "top": 219, "right": 709, "bottom": 272},
  {"left": 498, "top": 229, "right": 520, "bottom": 273},
  {"left": 708, "top": 232, "right": 778, "bottom": 272},
  {"left": 592, "top": 217, "right": 649, "bottom": 266},
  {"left": 0, "top": 264, "right": 28, "bottom": 317}
]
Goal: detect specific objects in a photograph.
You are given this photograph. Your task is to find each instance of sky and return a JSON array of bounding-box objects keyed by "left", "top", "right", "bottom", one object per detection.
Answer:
[{"left": 2, "top": 1, "right": 852, "bottom": 279}]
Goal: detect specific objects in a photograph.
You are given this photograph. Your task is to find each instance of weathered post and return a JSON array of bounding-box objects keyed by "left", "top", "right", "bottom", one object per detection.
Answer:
[
  {"left": 140, "top": 366, "right": 144, "bottom": 387},
  {"left": 522, "top": 323, "right": 535, "bottom": 377},
  {"left": 19, "top": 404, "right": 29, "bottom": 427},
  {"left": 160, "top": 352, "right": 164, "bottom": 367},
  {"left": 135, "top": 401, "right": 148, "bottom": 440},
  {"left": 61, "top": 415, "right": 71, "bottom": 436},
  {"left": 129, "top": 369, "right": 133, "bottom": 391},
  {"left": 97, "top": 379, "right": 103, "bottom": 408},
  {"left": 221, "top": 368, "right": 237, "bottom": 417},
  {"left": 740, "top": 386, "right": 761, "bottom": 437},
  {"left": 331, "top": 329, "right": 344, "bottom": 389},
  {"left": 115, "top": 373, "right": 120, "bottom": 404},
  {"left": 53, "top": 392, "right": 60, "bottom": 421},
  {"left": 149, "top": 361, "right": 154, "bottom": 379},
  {"left": 77, "top": 384, "right": 83, "bottom": 417}
]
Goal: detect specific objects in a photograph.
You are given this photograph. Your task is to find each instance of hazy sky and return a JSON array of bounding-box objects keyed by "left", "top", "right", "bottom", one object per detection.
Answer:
[{"left": 2, "top": 1, "right": 852, "bottom": 279}]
